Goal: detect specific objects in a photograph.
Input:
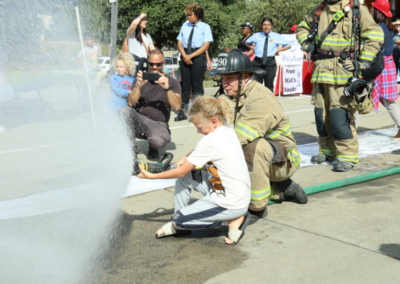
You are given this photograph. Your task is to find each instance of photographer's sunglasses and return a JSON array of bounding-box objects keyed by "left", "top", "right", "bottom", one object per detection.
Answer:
[{"left": 148, "top": 62, "right": 163, "bottom": 67}]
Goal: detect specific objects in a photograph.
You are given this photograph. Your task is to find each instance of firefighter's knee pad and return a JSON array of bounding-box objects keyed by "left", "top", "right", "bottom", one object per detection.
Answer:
[
  {"left": 330, "top": 108, "right": 353, "bottom": 140},
  {"left": 314, "top": 107, "right": 328, "bottom": 137}
]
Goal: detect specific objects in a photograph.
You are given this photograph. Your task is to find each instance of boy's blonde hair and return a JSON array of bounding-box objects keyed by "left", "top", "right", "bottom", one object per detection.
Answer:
[
  {"left": 188, "top": 96, "right": 234, "bottom": 125},
  {"left": 113, "top": 53, "right": 136, "bottom": 76}
]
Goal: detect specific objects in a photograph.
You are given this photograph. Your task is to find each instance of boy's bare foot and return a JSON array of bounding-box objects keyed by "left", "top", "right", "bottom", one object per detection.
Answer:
[
  {"left": 224, "top": 215, "right": 244, "bottom": 245},
  {"left": 155, "top": 221, "right": 175, "bottom": 237},
  {"left": 156, "top": 227, "right": 165, "bottom": 237}
]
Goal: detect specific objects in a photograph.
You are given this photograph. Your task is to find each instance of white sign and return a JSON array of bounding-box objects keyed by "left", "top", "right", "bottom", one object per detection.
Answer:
[
  {"left": 282, "top": 65, "right": 303, "bottom": 94},
  {"left": 280, "top": 34, "right": 303, "bottom": 66}
]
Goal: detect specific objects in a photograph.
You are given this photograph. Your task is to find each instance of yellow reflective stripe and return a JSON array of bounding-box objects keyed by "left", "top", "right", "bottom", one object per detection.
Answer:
[
  {"left": 195, "top": 166, "right": 202, "bottom": 170},
  {"left": 315, "top": 36, "right": 354, "bottom": 47},
  {"left": 234, "top": 122, "right": 259, "bottom": 141},
  {"left": 361, "top": 31, "right": 384, "bottom": 40},
  {"left": 280, "top": 123, "right": 291, "bottom": 136},
  {"left": 362, "top": 51, "right": 376, "bottom": 56},
  {"left": 251, "top": 187, "right": 271, "bottom": 201},
  {"left": 360, "top": 56, "right": 374, "bottom": 61},
  {"left": 337, "top": 155, "right": 358, "bottom": 163},
  {"left": 360, "top": 51, "right": 376, "bottom": 61},
  {"left": 299, "top": 34, "right": 308, "bottom": 44},
  {"left": 265, "top": 124, "right": 292, "bottom": 139},
  {"left": 311, "top": 73, "right": 352, "bottom": 83},
  {"left": 319, "top": 149, "right": 336, "bottom": 156},
  {"left": 265, "top": 130, "right": 280, "bottom": 139},
  {"left": 299, "top": 21, "right": 310, "bottom": 30},
  {"left": 288, "top": 149, "right": 301, "bottom": 169}
]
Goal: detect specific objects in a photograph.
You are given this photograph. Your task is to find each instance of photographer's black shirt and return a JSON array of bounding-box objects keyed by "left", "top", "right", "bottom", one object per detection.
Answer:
[{"left": 131, "top": 74, "right": 181, "bottom": 124}]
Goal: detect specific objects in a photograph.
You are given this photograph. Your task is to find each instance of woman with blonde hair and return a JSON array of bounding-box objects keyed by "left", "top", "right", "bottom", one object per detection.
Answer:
[
  {"left": 108, "top": 53, "right": 135, "bottom": 110},
  {"left": 138, "top": 96, "right": 251, "bottom": 245}
]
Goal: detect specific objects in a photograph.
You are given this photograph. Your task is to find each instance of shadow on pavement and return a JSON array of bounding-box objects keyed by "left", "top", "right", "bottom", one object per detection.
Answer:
[
  {"left": 379, "top": 244, "right": 400, "bottom": 261},
  {"left": 91, "top": 209, "right": 249, "bottom": 284},
  {"left": 293, "top": 131, "right": 318, "bottom": 145}
]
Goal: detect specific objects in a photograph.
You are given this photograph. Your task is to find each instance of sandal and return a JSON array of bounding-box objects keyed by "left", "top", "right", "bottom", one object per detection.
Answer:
[
  {"left": 225, "top": 213, "right": 250, "bottom": 245},
  {"left": 155, "top": 222, "right": 191, "bottom": 239},
  {"left": 227, "top": 228, "right": 245, "bottom": 245},
  {"left": 238, "top": 211, "right": 251, "bottom": 231}
]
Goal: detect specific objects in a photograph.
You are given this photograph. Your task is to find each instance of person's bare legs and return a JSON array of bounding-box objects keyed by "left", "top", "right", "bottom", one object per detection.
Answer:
[{"left": 224, "top": 215, "right": 245, "bottom": 245}]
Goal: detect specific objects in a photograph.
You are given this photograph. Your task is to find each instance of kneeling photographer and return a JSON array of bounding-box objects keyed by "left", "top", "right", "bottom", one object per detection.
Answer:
[{"left": 121, "top": 49, "right": 182, "bottom": 169}]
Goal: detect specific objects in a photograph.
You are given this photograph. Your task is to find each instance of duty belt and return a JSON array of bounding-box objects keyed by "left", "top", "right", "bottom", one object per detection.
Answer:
[
  {"left": 183, "top": 47, "right": 200, "bottom": 53},
  {"left": 311, "top": 50, "right": 355, "bottom": 61}
]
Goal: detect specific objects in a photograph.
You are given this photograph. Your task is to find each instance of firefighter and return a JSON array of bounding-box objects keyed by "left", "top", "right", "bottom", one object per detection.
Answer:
[
  {"left": 296, "top": 0, "right": 384, "bottom": 171},
  {"left": 217, "top": 49, "right": 308, "bottom": 223}
]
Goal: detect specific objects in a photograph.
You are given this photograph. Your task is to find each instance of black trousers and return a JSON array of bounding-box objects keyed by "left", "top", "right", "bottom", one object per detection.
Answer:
[
  {"left": 253, "top": 57, "right": 277, "bottom": 92},
  {"left": 180, "top": 53, "right": 207, "bottom": 108},
  {"left": 393, "top": 53, "right": 400, "bottom": 76}
]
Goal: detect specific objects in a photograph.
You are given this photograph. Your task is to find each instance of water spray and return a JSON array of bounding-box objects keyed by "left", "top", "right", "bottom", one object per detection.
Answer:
[{"left": 63, "top": 0, "right": 98, "bottom": 133}]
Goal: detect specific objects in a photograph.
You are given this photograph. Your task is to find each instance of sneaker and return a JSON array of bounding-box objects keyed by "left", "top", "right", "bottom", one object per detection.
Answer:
[
  {"left": 393, "top": 127, "right": 400, "bottom": 139},
  {"left": 280, "top": 179, "right": 308, "bottom": 204},
  {"left": 333, "top": 161, "right": 355, "bottom": 172},
  {"left": 147, "top": 146, "right": 159, "bottom": 159},
  {"left": 311, "top": 154, "right": 326, "bottom": 164},
  {"left": 174, "top": 110, "right": 187, "bottom": 122}
]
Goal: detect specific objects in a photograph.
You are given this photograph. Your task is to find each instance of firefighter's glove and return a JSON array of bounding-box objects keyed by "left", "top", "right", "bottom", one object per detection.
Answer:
[
  {"left": 342, "top": 60, "right": 370, "bottom": 72},
  {"left": 302, "top": 40, "right": 315, "bottom": 53}
]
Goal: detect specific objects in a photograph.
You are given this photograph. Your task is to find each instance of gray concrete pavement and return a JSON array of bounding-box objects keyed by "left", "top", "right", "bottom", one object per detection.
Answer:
[{"left": 1, "top": 84, "right": 400, "bottom": 283}]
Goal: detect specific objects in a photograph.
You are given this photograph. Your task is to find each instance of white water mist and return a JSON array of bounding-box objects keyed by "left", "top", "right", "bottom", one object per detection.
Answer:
[{"left": 0, "top": 1, "right": 131, "bottom": 283}]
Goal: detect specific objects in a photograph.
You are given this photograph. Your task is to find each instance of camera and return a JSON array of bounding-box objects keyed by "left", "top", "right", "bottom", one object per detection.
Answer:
[{"left": 143, "top": 72, "right": 161, "bottom": 82}]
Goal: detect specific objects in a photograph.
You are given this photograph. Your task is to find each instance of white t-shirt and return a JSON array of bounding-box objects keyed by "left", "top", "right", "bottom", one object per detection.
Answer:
[
  {"left": 187, "top": 125, "right": 251, "bottom": 210},
  {"left": 128, "top": 33, "right": 153, "bottom": 58},
  {"left": 77, "top": 46, "right": 98, "bottom": 70}
]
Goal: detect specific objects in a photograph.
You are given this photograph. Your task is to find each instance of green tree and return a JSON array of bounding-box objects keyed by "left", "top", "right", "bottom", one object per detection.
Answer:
[
  {"left": 219, "top": 0, "right": 320, "bottom": 50},
  {"left": 117, "top": 0, "right": 246, "bottom": 57}
]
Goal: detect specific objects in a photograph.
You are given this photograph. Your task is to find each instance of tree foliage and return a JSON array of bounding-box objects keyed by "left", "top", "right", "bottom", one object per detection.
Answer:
[
  {"left": 117, "top": 0, "right": 246, "bottom": 56},
  {"left": 219, "top": 0, "right": 320, "bottom": 50}
]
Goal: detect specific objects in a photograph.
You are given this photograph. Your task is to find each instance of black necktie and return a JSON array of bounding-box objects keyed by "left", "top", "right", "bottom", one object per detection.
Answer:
[
  {"left": 187, "top": 25, "right": 195, "bottom": 55},
  {"left": 262, "top": 33, "right": 269, "bottom": 65}
]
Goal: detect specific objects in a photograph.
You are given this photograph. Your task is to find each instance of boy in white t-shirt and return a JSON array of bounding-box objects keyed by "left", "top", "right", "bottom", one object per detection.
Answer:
[{"left": 138, "top": 96, "right": 251, "bottom": 245}]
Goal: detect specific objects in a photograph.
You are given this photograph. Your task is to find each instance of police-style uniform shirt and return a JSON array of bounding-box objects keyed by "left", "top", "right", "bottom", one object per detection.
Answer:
[
  {"left": 245, "top": 31, "right": 290, "bottom": 58},
  {"left": 177, "top": 20, "right": 214, "bottom": 48}
]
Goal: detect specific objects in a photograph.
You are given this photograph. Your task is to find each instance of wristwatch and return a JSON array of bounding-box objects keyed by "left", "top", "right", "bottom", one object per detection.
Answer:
[{"left": 165, "top": 84, "right": 172, "bottom": 91}]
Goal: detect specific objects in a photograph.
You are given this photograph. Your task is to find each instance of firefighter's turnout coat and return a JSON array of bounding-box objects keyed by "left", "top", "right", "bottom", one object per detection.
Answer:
[
  {"left": 233, "top": 78, "right": 301, "bottom": 211},
  {"left": 296, "top": 0, "right": 383, "bottom": 164}
]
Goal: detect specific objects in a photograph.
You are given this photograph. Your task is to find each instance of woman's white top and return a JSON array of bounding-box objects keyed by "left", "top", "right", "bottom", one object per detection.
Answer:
[{"left": 128, "top": 32, "right": 153, "bottom": 58}]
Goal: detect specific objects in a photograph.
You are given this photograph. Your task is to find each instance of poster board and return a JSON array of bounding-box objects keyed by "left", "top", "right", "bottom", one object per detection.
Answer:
[
  {"left": 277, "top": 34, "right": 304, "bottom": 95},
  {"left": 282, "top": 65, "right": 303, "bottom": 94},
  {"left": 279, "top": 34, "right": 304, "bottom": 66}
]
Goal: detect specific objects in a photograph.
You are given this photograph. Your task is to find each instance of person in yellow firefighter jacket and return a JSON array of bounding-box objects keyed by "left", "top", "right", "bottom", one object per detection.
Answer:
[
  {"left": 296, "top": 0, "right": 384, "bottom": 171},
  {"left": 217, "top": 49, "right": 308, "bottom": 223}
]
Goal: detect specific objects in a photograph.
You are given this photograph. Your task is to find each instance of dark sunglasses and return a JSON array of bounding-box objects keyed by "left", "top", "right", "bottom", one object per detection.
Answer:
[
  {"left": 241, "top": 27, "right": 249, "bottom": 30},
  {"left": 148, "top": 62, "right": 163, "bottom": 67}
]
